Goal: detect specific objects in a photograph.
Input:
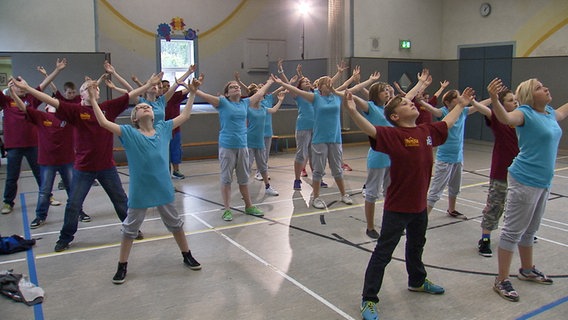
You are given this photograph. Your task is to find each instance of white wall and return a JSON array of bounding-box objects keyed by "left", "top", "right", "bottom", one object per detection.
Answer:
[{"left": 0, "top": 0, "right": 96, "bottom": 52}]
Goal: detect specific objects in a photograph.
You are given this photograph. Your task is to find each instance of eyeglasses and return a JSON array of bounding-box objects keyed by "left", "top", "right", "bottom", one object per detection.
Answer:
[{"left": 228, "top": 85, "right": 240, "bottom": 90}]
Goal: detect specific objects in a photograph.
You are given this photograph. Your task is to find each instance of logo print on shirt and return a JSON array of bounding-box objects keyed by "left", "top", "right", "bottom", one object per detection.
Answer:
[
  {"left": 42, "top": 119, "right": 53, "bottom": 127},
  {"left": 404, "top": 136, "right": 419, "bottom": 147},
  {"left": 426, "top": 136, "right": 433, "bottom": 146},
  {"left": 80, "top": 113, "right": 91, "bottom": 120}
]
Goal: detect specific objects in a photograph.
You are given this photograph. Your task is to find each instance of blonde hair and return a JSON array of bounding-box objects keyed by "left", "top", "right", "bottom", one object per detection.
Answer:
[
  {"left": 130, "top": 103, "right": 152, "bottom": 128},
  {"left": 515, "top": 78, "right": 538, "bottom": 107}
]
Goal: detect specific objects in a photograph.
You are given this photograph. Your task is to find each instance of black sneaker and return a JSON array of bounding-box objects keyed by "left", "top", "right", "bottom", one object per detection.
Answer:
[
  {"left": 183, "top": 251, "right": 202, "bottom": 270},
  {"left": 366, "top": 229, "right": 380, "bottom": 239},
  {"left": 135, "top": 230, "right": 144, "bottom": 240},
  {"left": 30, "top": 218, "right": 45, "bottom": 229},
  {"left": 54, "top": 241, "right": 70, "bottom": 252},
  {"left": 57, "top": 180, "right": 65, "bottom": 190},
  {"left": 79, "top": 213, "right": 92, "bottom": 222},
  {"left": 112, "top": 262, "right": 128, "bottom": 284},
  {"left": 478, "top": 238, "right": 492, "bottom": 257}
]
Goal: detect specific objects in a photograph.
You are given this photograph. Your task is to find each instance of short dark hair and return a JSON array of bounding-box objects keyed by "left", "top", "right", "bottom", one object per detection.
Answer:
[
  {"left": 384, "top": 95, "right": 404, "bottom": 126},
  {"left": 63, "top": 82, "right": 76, "bottom": 90}
]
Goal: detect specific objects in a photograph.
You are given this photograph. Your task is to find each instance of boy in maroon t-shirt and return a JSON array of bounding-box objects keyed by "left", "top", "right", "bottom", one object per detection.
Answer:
[
  {"left": 0, "top": 59, "right": 66, "bottom": 214},
  {"left": 343, "top": 86, "right": 474, "bottom": 320}
]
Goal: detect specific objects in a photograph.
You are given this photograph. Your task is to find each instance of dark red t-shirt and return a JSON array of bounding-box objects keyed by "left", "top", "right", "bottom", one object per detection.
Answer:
[
  {"left": 164, "top": 91, "right": 187, "bottom": 136},
  {"left": 370, "top": 121, "right": 448, "bottom": 213},
  {"left": 55, "top": 94, "right": 129, "bottom": 171},
  {"left": 25, "top": 107, "right": 74, "bottom": 166},
  {"left": 0, "top": 88, "right": 42, "bottom": 148},
  {"left": 486, "top": 111, "right": 519, "bottom": 180}
]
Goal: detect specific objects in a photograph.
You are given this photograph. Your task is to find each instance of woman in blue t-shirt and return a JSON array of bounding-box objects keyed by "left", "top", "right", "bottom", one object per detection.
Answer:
[{"left": 489, "top": 78, "right": 568, "bottom": 302}]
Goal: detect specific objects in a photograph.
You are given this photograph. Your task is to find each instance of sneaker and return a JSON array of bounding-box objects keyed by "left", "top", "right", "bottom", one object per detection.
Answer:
[
  {"left": 342, "top": 163, "right": 352, "bottom": 171},
  {"left": 92, "top": 180, "right": 99, "bottom": 186},
  {"left": 57, "top": 180, "right": 65, "bottom": 190},
  {"left": 362, "top": 184, "right": 367, "bottom": 198},
  {"left": 30, "top": 218, "right": 45, "bottom": 229},
  {"left": 341, "top": 194, "right": 353, "bottom": 205},
  {"left": 1, "top": 203, "right": 13, "bottom": 214},
  {"left": 447, "top": 210, "right": 467, "bottom": 220},
  {"left": 320, "top": 181, "right": 328, "bottom": 188},
  {"left": 79, "top": 212, "right": 92, "bottom": 222},
  {"left": 54, "top": 240, "right": 70, "bottom": 252},
  {"left": 517, "top": 266, "right": 553, "bottom": 284},
  {"left": 533, "top": 236, "right": 538, "bottom": 243},
  {"left": 222, "top": 210, "right": 233, "bottom": 221},
  {"left": 301, "top": 169, "right": 308, "bottom": 177},
  {"left": 50, "top": 197, "right": 61, "bottom": 206},
  {"left": 493, "top": 278, "right": 519, "bottom": 302},
  {"left": 183, "top": 251, "right": 202, "bottom": 270},
  {"left": 112, "top": 262, "right": 127, "bottom": 285},
  {"left": 361, "top": 301, "right": 379, "bottom": 320},
  {"left": 254, "top": 172, "right": 263, "bottom": 181},
  {"left": 135, "top": 230, "right": 144, "bottom": 240},
  {"left": 245, "top": 206, "right": 264, "bottom": 217},
  {"left": 312, "top": 197, "right": 326, "bottom": 209},
  {"left": 293, "top": 179, "right": 302, "bottom": 190},
  {"left": 408, "top": 279, "right": 445, "bottom": 294},
  {"left": 172, "top": 170, "right": 186, "bottom": 179},
  {"left": 478, "top": 238, "right": 492, "bottom": 257},
  {"left": 265, "top": 186, "right": 279, "bottom": 196},
  {"left": 366, "top": 229, "right": 380, "bottom": 239}
]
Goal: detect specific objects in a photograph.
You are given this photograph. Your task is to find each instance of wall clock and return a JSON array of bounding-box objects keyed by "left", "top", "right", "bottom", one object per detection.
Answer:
[{"left": 480, "top": 3, "right": 491, "bottom": 17}]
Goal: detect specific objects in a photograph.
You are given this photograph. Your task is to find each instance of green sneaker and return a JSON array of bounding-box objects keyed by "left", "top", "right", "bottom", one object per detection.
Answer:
[
  {"left": 222, "top": 210, "right": 233, "bottom": 221},
  {"left": 245, "top": 206, "right": 264, "bottom": 217},
  {"left": 408, "top": 279, "right": 445, "bottom": 294}
]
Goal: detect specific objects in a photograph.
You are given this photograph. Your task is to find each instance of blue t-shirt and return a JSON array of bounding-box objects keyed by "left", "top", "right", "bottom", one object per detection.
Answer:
[
  {"left": 217, "top": 96, "right": 249, "bottom": 148},
  {"left": 247, "top": 106, "right": 266, "bottom": 149},
  {"left": 261, "top": 94, "right": 274, "bottom": 138},
  {"left": 295, "top": 96, "right": 315, "bottom": 131},
  {"left": 436, "top": 107, "right": 469, "bottom": 163},
  {"left": 312, "top": 92, "right": 341, "bottom": 144},
  {"left": 363, "top": 101, "right": 391, "bottom": 169},
  {"left": 509, "top": 105, "right": 561, "bottom": 188},
  {"left": 139, "top": 95, "right": 166, "bottom": 122},
  {"left": 119, "top": 120, "right": 174, "bottom": 208}
]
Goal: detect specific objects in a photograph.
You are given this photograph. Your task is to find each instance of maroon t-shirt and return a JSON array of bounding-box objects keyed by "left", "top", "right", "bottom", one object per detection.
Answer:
[
  {"left": 0, "top": 88, "right": 42, "bottom": 148},
  {"left": 25, "top": 107, "right": 74, "bottom": 166},
  {"left": 55, "top": 94, "right": 129, "bottom": 171},
  {"left": 486, "top": 111, "right": 519, "bottom": 181},
  {"left": 164, "top": 91, "right": 187, "bottom": 136},
  {"left": 415, "top": 96, "right": 438, "bottom": 125},
  {"left": 370, "top": 121, "right": 448, "bottom": 213}
]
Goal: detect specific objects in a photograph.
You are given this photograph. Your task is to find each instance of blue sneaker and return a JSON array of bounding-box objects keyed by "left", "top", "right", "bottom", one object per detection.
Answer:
[
  {"left": 408, "top": 279, "right": 445, "bottom": 294},
  {"left": 361, "top": 301, "right": 379, "bottom": 320},
  {"left": 293, "top": 179, "right": 302, "bottom": 190}
]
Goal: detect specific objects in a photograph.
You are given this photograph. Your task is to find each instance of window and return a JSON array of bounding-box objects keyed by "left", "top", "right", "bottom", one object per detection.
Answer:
[{"left": 158, "top": 38, "right": 197, "bottom": 83}]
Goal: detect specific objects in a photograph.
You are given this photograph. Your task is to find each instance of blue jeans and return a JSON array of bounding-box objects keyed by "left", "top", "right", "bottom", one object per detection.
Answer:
[
  {"left": 362, "top": 209, "right": 428, "bottom": 303},
  {"left": 35, "top": 163, "right": 73, "bottom": 220},
  {"left": 3, "top": 147, "right": 41, "bottom": 206},
  {"left": 58, "top": 167, "right": 128, "bottom": 244}
]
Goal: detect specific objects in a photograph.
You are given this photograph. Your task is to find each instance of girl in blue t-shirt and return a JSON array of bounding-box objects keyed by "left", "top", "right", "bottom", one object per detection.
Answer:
[
  {"left": 489, "top": 78, "right": 568, "bottom": 302},
  {"left": 88, "top": 79, "right": 202, "bottom": 285},
  {"left": 195, "top": 76, "right": 274, "bottom": 222}
]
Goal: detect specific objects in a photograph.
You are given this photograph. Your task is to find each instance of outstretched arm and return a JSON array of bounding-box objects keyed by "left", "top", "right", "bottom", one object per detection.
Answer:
[
  {"left": 470, "top": 99, "right": 491, "bottom": 118},
  {"left": 267, "top": 90, "right": 286, "bottom": 114},
  {"left": 164, "top": 65, "right": 196, "bottom": 101},
  {"left": 104, "top": 60, "right": 134, "bottom": 92},
  {"left": 249, "top": 77, "right": 274, "bottom": 106},
  {"left": 234, "top": 71, "right": 250, "bottom": 96},
  {"left": 405, "top": 69, "right": 430, "bottom": 101},
  {"left": 8, "top": 83, "right": 28, "bottom": 113},
  {"left": 38, "top": 58, "right": 67, "bottom": 91},
  {"left": 128, "top": 72, "right": 164, "bottom": 100},
  {"left": 36, "top": 66, "right": 58, "bottom": 93},
  {"left": 105, "top": 78, "right": 129, "bottom": 95},
  {"left": 487, "top": 78, "right": 524, "bottom": 126},
  {"left": 131, "top": 75, "right": 144, "bottom": 88},
  {"left": 342, "top": 90, "right": 376, "bottom": 137},
  {"left": 270, "top": 74, "right": 314, "bottom": 103},
  {"left": 335, "top": 65, "right": 360, "bottom": 91},
  {"left": 330, "top": 60, "right": 348, "bottom": 85},
  {"left": 433, "top": 80, "right": 449, "bottom": 98},
  {"left": 172, "top": 79, "right": 198, "bottom": 129},
  {"left": 417, "top": 98, "right": 443, "bottom": 118},
  {"left": 442, "top": 87, "right": 474, "bottom": 128},
  {"left": 10, "top": 76, "right": 60, "bottom": 108},
  {"left": 88, "top": 84, "right": 121, "bottom": 136}
]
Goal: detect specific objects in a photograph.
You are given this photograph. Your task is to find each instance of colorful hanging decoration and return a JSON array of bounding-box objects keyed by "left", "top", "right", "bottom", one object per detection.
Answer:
[{"left": 157, "top": 17, "right": 197, "bottom": 42}]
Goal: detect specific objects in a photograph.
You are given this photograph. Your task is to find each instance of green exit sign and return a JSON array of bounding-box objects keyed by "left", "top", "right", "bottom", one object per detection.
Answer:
[{"left": 399, "top": 40, "right": 411, "bottom": 49}]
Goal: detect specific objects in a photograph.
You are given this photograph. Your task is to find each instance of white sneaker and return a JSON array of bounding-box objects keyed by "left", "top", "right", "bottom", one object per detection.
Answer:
[
  {"left": 50, "top": 197, "right": 62, "bottom": 206},
  {"left": 312, "top": 197, "right": 326, "bottom": 209},
  {"left": 265, "top": 186, "right": 279, "bottom": 196},
  {"left": 254, "top": 172, "right": 263, "bottom": 181},
  {"left": 361, "top": 185, "right": 367, "bottom": 198},
  {"left": 341, "top": 194, "right": 353, "bottom": 205}
]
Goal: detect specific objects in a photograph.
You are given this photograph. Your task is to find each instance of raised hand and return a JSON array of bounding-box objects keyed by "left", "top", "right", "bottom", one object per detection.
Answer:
[
  {"left": 458, "top": 87, "right": 475, "bottom": 106},
  {"left": 55, "top": 58, "right": 67, "bottom": 71},
  {"left": 487, "top": 78, "right": 505, "bottom": 97},
  {"left": 37, "top": 66, "right": 48, "bottom": 77}
]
